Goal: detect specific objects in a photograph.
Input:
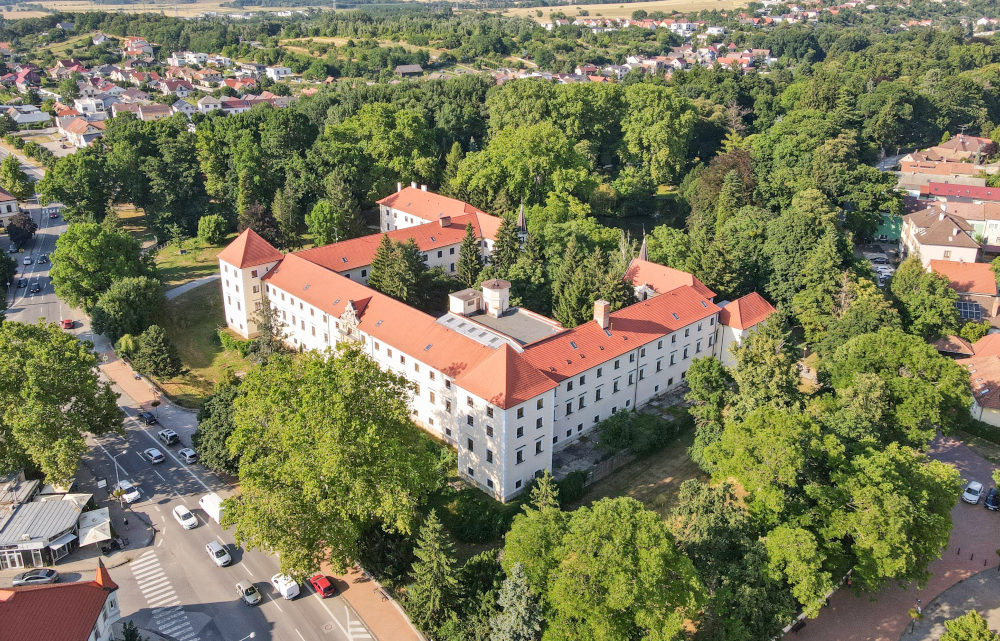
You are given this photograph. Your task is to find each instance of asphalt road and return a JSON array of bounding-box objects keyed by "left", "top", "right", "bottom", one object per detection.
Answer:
[
  {"left": 4, "top": 205, "right": 70, "bottom": 325},
  {"left": 87, "top": 402, "right": 369, "bottom": 641}
]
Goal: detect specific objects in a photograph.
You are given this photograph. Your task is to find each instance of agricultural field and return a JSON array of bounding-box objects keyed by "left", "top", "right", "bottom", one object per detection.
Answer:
[
  {"left": 503, "top": 0, "right": 742, "bottom": 21},
  {"left": 26, "top": 0, "right": 322, "bottom": 16}
]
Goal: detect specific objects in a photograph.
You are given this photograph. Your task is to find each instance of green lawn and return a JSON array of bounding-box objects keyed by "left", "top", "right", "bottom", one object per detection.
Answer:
[
  {"left": 155, "top": 235, "right": 235, "bottom": 289},
  {"left": 155, "top": 282, "right": 249, "bottom": 408}
]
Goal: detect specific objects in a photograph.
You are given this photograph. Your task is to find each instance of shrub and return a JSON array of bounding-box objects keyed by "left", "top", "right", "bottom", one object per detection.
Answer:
[
  {"left": 557, "top": 470, "right": 588, "bottom": 506},
  {"left": 197, "top": 214, "right": 229, "bottom": 245},
  {"left": 597, "top": 410, "right": 677, "bottom": 456},
  {"left": 217, "top": 328, "right": 252, "bottom": 357}
]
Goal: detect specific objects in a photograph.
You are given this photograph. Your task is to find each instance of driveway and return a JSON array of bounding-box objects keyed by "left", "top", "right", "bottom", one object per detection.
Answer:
[{"left": 789, "top": 435, "right": 1000, "bottom": 641}]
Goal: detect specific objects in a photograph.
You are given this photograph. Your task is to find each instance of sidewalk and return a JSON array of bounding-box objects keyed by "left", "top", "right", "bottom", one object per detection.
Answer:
[
  {"left": 904, "top": 568, "right": 1000, "bottom": 640},
  {"left": 322, "top": 563, "right": 425, "bottom": 641},
  {"left": 165, "top": 274, "right": 219, "bottom": 301}
]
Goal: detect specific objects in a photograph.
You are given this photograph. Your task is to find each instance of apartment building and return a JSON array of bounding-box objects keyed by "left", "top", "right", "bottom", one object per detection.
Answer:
[
  {"left": 219, "top": 194, "right": 775, "bottom": 501},
  {"left": 378, "top": 183, "right": 490, "bottom": 232}
]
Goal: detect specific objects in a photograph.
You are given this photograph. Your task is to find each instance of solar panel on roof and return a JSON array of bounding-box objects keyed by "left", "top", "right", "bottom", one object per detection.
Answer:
[{"left": 956, "top": 301, "right": 983, "bottom": 321}]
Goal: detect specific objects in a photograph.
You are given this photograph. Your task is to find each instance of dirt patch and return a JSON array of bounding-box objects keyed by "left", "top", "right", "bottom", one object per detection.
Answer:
[{"left": 570, "top": 428, "right": 705, "bottom": 518}]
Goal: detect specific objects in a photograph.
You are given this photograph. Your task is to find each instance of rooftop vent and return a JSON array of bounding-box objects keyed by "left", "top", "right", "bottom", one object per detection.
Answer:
[
  {"left": 376, "top": 320, "right": 384, "bottom": 326},
  {"left": 671, "top": 312, "right": 679, "bottom": 320}
]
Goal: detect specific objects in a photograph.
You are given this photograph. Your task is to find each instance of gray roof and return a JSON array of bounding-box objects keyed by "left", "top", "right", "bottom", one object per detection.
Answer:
[
  {"left": 395, "top": 64, "right": 423, "bottom": 74},
  {"left": 0, "top": 501, "right": 80, "bottom": 546}
]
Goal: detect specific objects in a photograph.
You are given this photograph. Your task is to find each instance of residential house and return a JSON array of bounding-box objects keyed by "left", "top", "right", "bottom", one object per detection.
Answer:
[
  {"left": 14, "top": 69, "right": 40, "bottom": 93},
  {"left": 220, "top": 98, "right": 251, "bottom": 115},
  {"left": 956, "top": 334, "right": 1000, "bottom": 426},
  {"left": 121, "top": 36, "right": 153, "bottom": 57},
  {"left": 197, "top": 95, "right": 222, "bottom": 113},
  {"left": 223, "top": 77, "right": 256, "bottom": 92},
  {"left": 160, "top": 79, "right": 192, "bottom": 97},
  {"left": 55, "top": 21, "right": 74, "bottom": 30},
  {"left": 0, "top": 561, "right": 119, "bottom": 641},
  {"left": 264, "top": 65, "right": 292, "bottom": 82},
  {"left": 897, "top": 173, "right": 985, "bottom": 197},
  {"left": 900, "top": 207, "right": 980, "bottom": 266},
  {"left": 0, "top": 187, "right": 19, "bottom": 226},
  {"left": 137, "top": 103, "right": 171, "bottom": 122},
  {"left": 394, "top": 64, "right": 423, "bottom": 77},
  {"left": 72, "top": 96, "right": 106, "bottom": 118},
  {"left": 219, "top": 189, "right": 775, "bottom": 502},
  {"left": 171, "top": 99, "right": 197, "bottom": 118},
  {"left": 58, "top": 117, "right": 105, "bottom": 148},
  {"left": 922, "top": 134, "right": 997, "bottom": 162},
  {"left": 5, "top": 105, "right": 50, "bottom": 127},
  {"left": 118, "top": 87, "right": 149, "bottom": 103},
  {"left": 920, "top": 182, "right": 1000, "bottom": 203},
  {"left": 92, "top": 32, "right": 107, "bottom": 46},
  {"left": 929, "top": 259, "right": 1000, "bottom": 321},
  {"left": 110, "top": 103, "right": 140, "bottom": 118}
]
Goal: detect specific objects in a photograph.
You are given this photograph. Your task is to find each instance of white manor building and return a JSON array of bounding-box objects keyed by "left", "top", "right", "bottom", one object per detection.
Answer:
[{"left": 218, "top": 189, "right": 775, "bottom": 502}]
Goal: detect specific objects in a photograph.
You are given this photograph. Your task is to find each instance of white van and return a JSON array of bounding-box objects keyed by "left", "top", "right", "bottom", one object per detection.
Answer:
[
  {"left": 199, "top": 492, "right": 224, "bottom": 524},
  {"left": 270, "top": 574, "right": 300, "bottom": 599}
]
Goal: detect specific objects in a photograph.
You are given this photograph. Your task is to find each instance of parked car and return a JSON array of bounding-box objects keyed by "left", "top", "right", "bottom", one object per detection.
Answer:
[
  {"left": 962, "top": 481, "right": 984, "bottom": 504},
  {"left": 29, "top": 282, "right": 40, "bottom": 294},
  {"left": 7, "top": 244, "right": 17, "bottom": 253},
  {"left": 172, "top": 505, "right": 198, "bottom": 529},
  {"left": 236, "top": 581, "right": 261, "bottom": 606},
  {"left": 16, "top": 278, "right": 25, "bottom": 288},
  {"left": 137, "top": 411, "right": 158, "bottom": 425},
  {"left": 11, "top": 568, "right": 59, "bottom": 586},
  {"left": 178, "top": 448, "right": 198, "bottom": 464},
  {"left": 206, "top": 540, "right": 231, "bottom": 567},
  {"left": 22, "top": 256, "right": 31, "bottom": 265},
  {"left": 309, "top": 573, "right": 337, "bottom": 598},
  {"left": 141, "top": 448, "right": 165, "bottom": 464},
  {"left": 60, "top": 319, "right": 73, "bottom": 329},
  {"left": 113, "top": 480, "right": 142, "bottom": 504},
  {"left": 270, "top": 574, "right": 299, "bottom": 600},
  {"left": 49, "top": 211, "right": 59, "bottom": 219},
  {"left": 157, "top": 429, "right": 179, "bottom": 446},
  {"left": 985, "top": 488, "right": 1000, "bottom": 511}
]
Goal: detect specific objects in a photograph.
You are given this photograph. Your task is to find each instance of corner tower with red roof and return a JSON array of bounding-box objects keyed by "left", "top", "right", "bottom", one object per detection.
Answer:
[{"left": 217, "top": 229, "right": 285, "bottom": 338}]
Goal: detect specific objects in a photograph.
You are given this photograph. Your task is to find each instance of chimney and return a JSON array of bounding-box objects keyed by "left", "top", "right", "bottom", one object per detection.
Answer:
[
  {"left": 397, "top": 182, "right": 402, "bottom": 192},
  {"left": 421, "top": 184, "right": 427, "bottom": 191},
  {"left": 410, "top": 181, "right": 417, "bottom": 189},
  {"left": 439, "top": 216, "right": 451, "bottom": 227},
  {"left": 594, "top": 300, "right": 610, "bottom": 329}
]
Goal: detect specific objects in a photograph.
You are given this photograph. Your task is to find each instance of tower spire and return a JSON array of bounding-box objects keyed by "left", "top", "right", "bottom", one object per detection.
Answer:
[
  {"left": 638, "top": 233, "right": 648, "bottom": 261},
  {"left": 517, "top": 203, "right": 527, "bottom": 233}
]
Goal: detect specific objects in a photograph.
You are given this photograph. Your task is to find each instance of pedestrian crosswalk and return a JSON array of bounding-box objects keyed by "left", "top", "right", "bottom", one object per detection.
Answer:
[
  {"left": 347, "top": 609, "right": 373, "bottom": 640},
  {"left": 131, "top": 550, "right": 201, "bottom": 641}
]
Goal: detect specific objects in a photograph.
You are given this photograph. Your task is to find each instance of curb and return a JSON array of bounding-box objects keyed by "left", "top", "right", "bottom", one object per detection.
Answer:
[{"left": 896, "top": 565, "right": 1000, "bottom": 641}]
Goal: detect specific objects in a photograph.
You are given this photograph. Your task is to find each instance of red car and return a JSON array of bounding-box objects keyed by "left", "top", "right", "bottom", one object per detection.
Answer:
[
  {"left": 308, "top": 574, "right": 337, "bottom": 598},
  {"left": 60, "top": 319, "right": 73, "bottom": 329}
]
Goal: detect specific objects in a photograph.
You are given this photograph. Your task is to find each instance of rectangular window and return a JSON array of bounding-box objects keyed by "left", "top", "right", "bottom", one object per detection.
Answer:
[
  {"left": 414, "top": 384, "right": 420, "bottom": 395},
  {"left": 486, "top": 424, "right": 493, "bottom": 437},
  {"left": 614, "top": 360, "right": 620, "bottom": 370},
  {"left": 430, "top": 371, "right": 436, "bottom": 380},
  {"left": 517, "top": 426, "right": 524, "bottom": 438},
  {"left": 537, "top": 399, "right": 544, "bottom": 409},
  {"left": 640, "top": 348, "right": 646, "bottom": 357},
  {"left": 387, "top": 348, "right": 393, "bottom": 358},
  {"left": 467, "top": 467, "right": 474, "bottom": 477},
  {"left": 536, "top": 417, "right": 543, "bottom": 429},
  {"left": 578, "top": 396, "right": 585, "bottom": 410},
  {"left": 467, "top": 415, "right": 474, "bottom": 426},
  {"left": 597, "top": 367, "right": 603, "bottom": 378},
  {"left": 535, "top": 440, "right": 543, "bottom": 454},
  {"left": 361, "top": 270, "right": 367, "bottom": 278},
  {"left": 437, "top": 250, "right": 443, "bottom": 258},
  {"left": 683, "top": 347, "right": 689, "bottom": 359},
  {"left": 628, "top": 373, "right": 634, "bottom": 385},
  {"left": 568, "top": 429, "right": 573, "bottom": 437},
  {"left": 487, "top": 478, "right": 494, "bottom": 489},
  {"left": 595, "top": 388, "right": 602, "bottom": 401},
  {"left": 450, "top": 248, "right": 455, "bottom": 255},
  {"left": 630, "top": 353, "right": 635, "bottom": 363},
  {"left": 658, "top": 340, "right": 663, "bottom": 349},
  {"left": 429, "top": 391, "right": 435, "bottom": 404},
  {"left": 708, "top": 335, "right": 714, "bottom": 347},
  {"left": 467, "top": 438, "right": 474, "bottom": 451},
  {"left": 670, "top": 353, "right": 676, "bottom": 366},
  {"left": 671, "top": 334, "right": 676, "bottom": 344},
  {"left": 685, "top": 328, "right": 690, "bottom": 337},
  {"left": 553, "top": 435, "right": 558, "bottom": 444},
  {"left": 486, "top": 450, "right": 493, "bottom": 463},
  {"left": 567, "top": 381, "right": 574, "bottom": 392},
  {"left": 579, "top": 375, "right": 586, "bottom": 385},
  {"left": 613, "top": 380, "right": 620, "bottom": 393},
  {"left": 516, "top": 449, "right": 524, "bottom": 464},
  {"left": 254, "top": 301, "right": 261, "bottom": 311},
  {"left": 251, "top": 269, "right": 258, "bottom": 278},
  {"left": 696, "top": 340, "right": 702, "bottom": 353},
  {"left": 252, "top": 284, "right": 260, "bottom": 294},
  {"left": 467, "top": 397, "right": 474, "bottom": 407},
  {"left": 710, "top": 317, "right": 715, "bottom": 326},
  {"left": 487, "top": 406, "right": 494, "bottom": 418},
  {"left": 517, "top": 407, "right": 524, "bottom": 419},
  {"left": 656, "top": 360, "right": 662, "bottom": 372},
  {"left": 400, "top": 355, "right": 405, "bottom": 365},
  {"left": 414, "top": 363, "right": 420, "bottom": 373},
  {"left": 639, "top": 369, "right": 645, "bottom": 381},
  {"left": 566, "top": 402, "right": 573, "bottom": 415},
  {"left": 445, "top": 380, "right": 452, "bottom": 389},
  {"left": 445, "top": 400, "right": 452, "bottom": 413}
]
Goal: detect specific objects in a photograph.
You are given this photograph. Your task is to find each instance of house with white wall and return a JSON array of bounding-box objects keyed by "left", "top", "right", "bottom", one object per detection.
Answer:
[{"left": 901, "top": 207, "right": 980, "bottom": 267}]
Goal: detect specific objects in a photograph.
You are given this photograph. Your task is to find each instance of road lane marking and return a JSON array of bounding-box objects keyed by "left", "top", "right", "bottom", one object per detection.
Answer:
[
  {"left": 154, "top": 470, "right": 167, "bottom": 482},
  {"left": 295, "top": 629, "right": 306, "bottom": 641},
  {"left": 304, "top": 583, "right": 350, "bottom": 638},
  {"left": 123, "top": 414, "right": 212, "bottom": 492},
  {"left": 153, "top": 504, "right": 161, "bottom": 513}
]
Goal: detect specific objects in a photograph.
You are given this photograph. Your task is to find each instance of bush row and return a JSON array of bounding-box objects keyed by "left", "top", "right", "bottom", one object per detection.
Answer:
[
  {"left": 216, "top": 327, "right": 253, "bottom": 357},
  {"left": 2, "top": 134, "right": 56, "bottom": 168}
]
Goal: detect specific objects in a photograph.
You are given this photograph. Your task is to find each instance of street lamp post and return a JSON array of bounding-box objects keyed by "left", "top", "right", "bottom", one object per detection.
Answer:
[{"left": 110, "top": 451, "right": 125, "bottom": 506}]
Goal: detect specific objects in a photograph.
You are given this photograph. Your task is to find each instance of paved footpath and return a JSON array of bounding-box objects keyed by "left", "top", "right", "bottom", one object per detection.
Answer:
[
  {"left": 165, "top": 274, "right": 220, "bottom": 301},
  {"left": 790, "top": 435, "right": 1000, "bottom": 641},
  {"left": 905, "top": 568, "right": 1000, "bottom": 640}
]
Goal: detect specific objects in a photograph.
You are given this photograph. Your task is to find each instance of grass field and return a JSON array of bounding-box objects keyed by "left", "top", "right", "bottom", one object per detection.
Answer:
[
  {"left": 156, "top": 282, "right": 249, "bottom": 408},
  {"left": 570, "top": 427, "right": 705, "bottom": 518},
  {"left": 503, "top": 0, "right": 742, "bottom": 21},
  {"left": 155, "top": 235, "right": 234, "bottom": 289},
  {"left": 28, "top": 0, "right": 323, "bottom": 16}
]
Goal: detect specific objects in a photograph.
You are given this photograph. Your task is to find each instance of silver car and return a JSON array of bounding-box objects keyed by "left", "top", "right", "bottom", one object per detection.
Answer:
[
  {"left": 11, "top": 568, "right": 58, "bottom": 586},
  {"left": 237, "top": 580, "right": 261, "bottom": 606},
  {"left": 206, "top": 540, "right": 231, "bottom": 567}
]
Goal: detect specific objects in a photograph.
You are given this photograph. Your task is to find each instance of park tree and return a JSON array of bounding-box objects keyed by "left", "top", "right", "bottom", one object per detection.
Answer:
[
  {"left": 544, "top": 497, "right": 703, "bottom": 641},
  {"left": 407, "top": 510, "right": 459, "bottom": 633},
  {"left": 822, "top": 328, "right": 972, "bottom": 447},
  {"left": 223, "top": 347, "right": 440, "bottom": 577},
  {"left": 729, "top": 318, "right": 801, "bottom": 419},
  {"left": 197, "top": 214, "right": 229, "bottom": 246},
  {"left": 502, "top": 500, "right": 569, "bottom": 595},
  {"left": 763, "top": 189, "right": 841, "bottom": 306},
  {"left": 39, "top": 145, "right": 112, "bottom": 222},
  {"left": 551, "top": 238, "right": 590, "bottom": 327},
  {"left": 237, "top": 202, "right": 282, "bottom": 249},
  {"left": 685, "top": 356, "right": 733, "bottom": 471},
  {"left": 889, "top": 256, "right": 960, "bottom": 339},
  {"left": 90, "top": 276, "right": 164, "bottom": 342},
  {"left": 645, "top": 225, "right": 690, "bottom": 271},
  {"left": 305, "top": 196, "right": 361, "bottom": 246},
  {"left": 940, "top": 611, "right": 999, "bottom": 641},
  {"left": 619, "top": 83, "right": 699, "bottom": 186},
  {"left": 51, "top": 222, "right": 157, "bottom": 311},
  {"left": 0, "top": 155, "right": 33, "bottom": 201},
  {"left": 368, "top": 236, "right": 427, "bottom": 307},
  {"left": 0, "top": 322, "right": 123, "bottom": 484},
  {"left": 192, "top": 376, "right": 242, "bottom": 476},
  {"left": 131, "top": 325, "right": 182, "bottom": 379},
  {"left": 763, "top": 525, "right": 834, "bottom": 617},
  {"left": 247, "top": 296, "right": 287, "bottom": 366},
  {"left": 5, "top": 211, "right": 37, "bottom": 246},
  {"left": 457, "top": 222, "right": 483, "bottom": 288},
  {"left": 490, "top": 563, "right": 542, "bottom": 641}
]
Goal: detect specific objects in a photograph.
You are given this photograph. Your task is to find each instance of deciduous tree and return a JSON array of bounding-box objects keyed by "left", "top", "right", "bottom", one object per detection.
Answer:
[
  {"left": 197, "top": 214, "right": 229, "bottom": 246},
  {"left": 941, "top": 611, "right": 999, "bottom": 641},
  {"left": 90, "top": 276, "right": 164, "bottom": 342},
  {"left": 5, "top": 211, "right": 37, "bottom": 246},
  {"left": 131, "top": 324, "right": 182, "bottom": 379},
  {"left": 192, "top": 376, "right": 242, "bottom": 476},
  {"left": 0, "top": 155, "right": 33, "bottom": 201}
]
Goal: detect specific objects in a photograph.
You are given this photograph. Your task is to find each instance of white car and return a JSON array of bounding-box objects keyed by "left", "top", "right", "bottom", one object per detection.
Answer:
[
  {"left": 270, "top": 573, "right": 300, "bottom": 600},
  {"left": 206, "top": 540, "right": 231, "bottom": 567},
  {"left": 172, "top": 505, "right": 198, "bottom": 529},
  {"left": 178, "top": 447, "right": 198, "bottom": 464},
  {"left": 142, "top": 447, "right": 165, "bottom": 464},
  {"left": 114, "top": 480, "right": 141, "bottom": 504},
  {"left": 962, "top": 481, "right": 985, "bottom": 504}
]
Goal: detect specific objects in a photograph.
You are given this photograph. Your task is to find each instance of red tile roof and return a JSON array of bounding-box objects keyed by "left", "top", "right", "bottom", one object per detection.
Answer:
[
  {"left": 455, "top": 344, "right": 557, "bottom": 408},
  {"left": 522, "top": 285, "right": 720, "bottom": 381},
  {"left": 624, "top": 258, "right": 715, "bottom": 299},
  {"left": 377, "top": 187, "right": 488, "bottom": 223},
  {"left": 933, "top": 334, "right": 975, "bottom": 356},
  {"left": 294, "top": 213, "right": 501, "bottom": 273},
  {"left": 921, "top": 182, "right": 1000, "bottom": 201},
  {"left": 217, "top": 229, "right": 284, "bottom": 269},
  {"left": 718, "top": 292, "right": 776, "bottom": 330},
  {"left": 958, "top": 355, "right": 1000, "bottom": 410},
  {"left": 929, "top": 260, "right": 998, "bottom": 296},
  {"left": 0, "top": 564, "right": 116, "bottom": 641},
  {"left": 972, "top": 333, "right": 1000, "bottom": 358}
]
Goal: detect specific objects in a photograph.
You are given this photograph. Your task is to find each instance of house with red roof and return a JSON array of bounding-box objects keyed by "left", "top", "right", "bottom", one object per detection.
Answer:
[
  {"left": 929, "top": 259, "right": 1000, "bottom": 319},
  {"left": 0, "top": 561, "right": 120, "bottom": 641},
  {"left": 218, "top": 189, "right": 776, "bottom": 501}
]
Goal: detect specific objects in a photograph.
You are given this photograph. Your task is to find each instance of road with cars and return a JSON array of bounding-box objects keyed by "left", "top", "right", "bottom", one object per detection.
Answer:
[
  {"left": 86, "top": 401, "right": 371, "bottom": 641},
  {"left": 4, "top": 204, "right": 69, "bottom": 324}
]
